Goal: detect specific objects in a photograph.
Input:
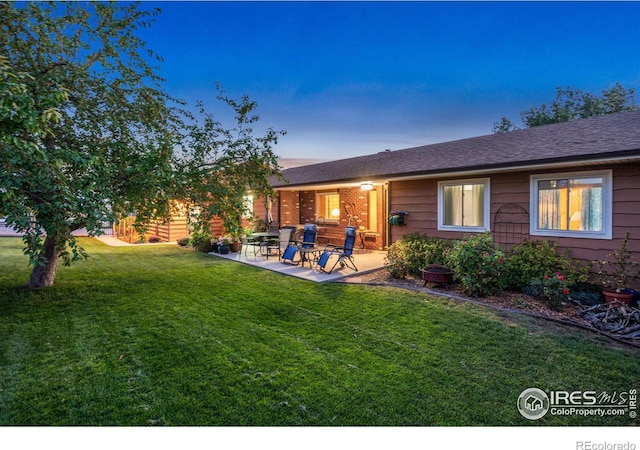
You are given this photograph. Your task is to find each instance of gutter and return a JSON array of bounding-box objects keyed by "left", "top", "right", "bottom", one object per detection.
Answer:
[{"left": 272, "top": 152, "right": 640, "bottom": 190}]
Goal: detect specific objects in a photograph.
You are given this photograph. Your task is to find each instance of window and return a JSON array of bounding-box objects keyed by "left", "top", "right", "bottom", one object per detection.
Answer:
[
  {"left": 438, "top": 178, "right": 490, "bottom": 231},
  {"left": 530, "top": 170, "right": 612, "bottom": 239},
  {"left": 242, "top": 195, "right": 254, "bottom": 219},
  {"left": 368, "top": 190, "right": 378, "bottom": 231},
  {"left": 317, "top": 192, "right": 340, "bottom": 221}
]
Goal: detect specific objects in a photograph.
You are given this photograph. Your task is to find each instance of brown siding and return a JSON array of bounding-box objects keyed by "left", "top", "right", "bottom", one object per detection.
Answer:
[{"left": 389, "top": 162, "right": 640, "bottom": 270}]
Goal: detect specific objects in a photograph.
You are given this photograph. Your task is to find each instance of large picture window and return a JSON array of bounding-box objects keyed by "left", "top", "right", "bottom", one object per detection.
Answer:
[
  {"left": 438, "top": 178, "right": 490, "bottom": 231},
  {"left": 530, "top": 170, "right": 612, "bottom": 239},
  {"left": 317, "top": 192, "right": 340, "bottom": 221}
]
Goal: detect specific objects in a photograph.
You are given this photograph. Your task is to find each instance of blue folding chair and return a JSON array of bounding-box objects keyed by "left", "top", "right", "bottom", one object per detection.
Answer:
[
  {"left": 317, "top": 226, "right": 358, "bottom": 273},
  {"left": 281, "top": 224, "right": 317, "bottom": 266}
]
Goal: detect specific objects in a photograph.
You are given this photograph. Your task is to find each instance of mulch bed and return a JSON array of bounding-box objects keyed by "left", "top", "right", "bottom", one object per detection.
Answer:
[{"left": 340, "top": 268, "right": 640, "bottom": 350}]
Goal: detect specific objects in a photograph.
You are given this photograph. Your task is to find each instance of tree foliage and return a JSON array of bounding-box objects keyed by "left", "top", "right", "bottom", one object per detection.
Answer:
[
  {"left": 176, "top": 84, "right": 284, "bottom": 239},
  {"left": 0, "top": 2, "right": 283, "bottom": 287},
  {"left": 493, "top": 83, "right": 637, "bottom": 133}
]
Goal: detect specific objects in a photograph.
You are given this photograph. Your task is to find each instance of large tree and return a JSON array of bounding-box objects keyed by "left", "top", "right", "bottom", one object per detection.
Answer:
[
  {"left": 0, "top": 2, "right": 283, "bottom": 287},
  {"left": 493, "top": 83, "right": 637, "bottom": 133}
]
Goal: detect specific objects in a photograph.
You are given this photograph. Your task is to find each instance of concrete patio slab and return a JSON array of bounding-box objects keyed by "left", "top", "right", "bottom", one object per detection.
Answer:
[{"left": 208, "top": 247, "right": 387, "bottom": 283}]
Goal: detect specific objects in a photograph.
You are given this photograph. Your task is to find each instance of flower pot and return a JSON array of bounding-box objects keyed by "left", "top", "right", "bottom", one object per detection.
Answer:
[
  {"left": 230, "top": 242, "right": 241, "bottom": 253},
  {"left": 218, "top": 244, "right": 230, "bottom": 254},
  {"left": 421, "top": 264, "right": 453, "bottom": 287},
  {"left": 602, "top": 290, "right": 633, "bottom": 305}
]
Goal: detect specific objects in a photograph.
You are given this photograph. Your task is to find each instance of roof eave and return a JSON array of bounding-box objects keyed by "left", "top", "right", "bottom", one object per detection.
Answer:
[{"left": 273, "top": 151, "right": 640, "bottom": 190}]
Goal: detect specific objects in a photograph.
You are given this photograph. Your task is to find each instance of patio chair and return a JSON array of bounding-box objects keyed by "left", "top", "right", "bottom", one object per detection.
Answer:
[
  {"left": 267, "top": 221, "right": 280, "bottom": 234},
  {"left": 315, "top": 216, "right": 328, "bottom": 244},
  {"left": 316, "top": 226, "right": 358, "bottom": 274},
  {"left": 264, "top": 227, "right": 295, "bottom": 259},
  {"left": 281, "top": 223, "right": 317, "bottom": 266},
  {"left": 298, "top": 223, "right": 319, "bottom": 267},
  {"left": 242, "top": 234, "right": 262, "bottom": 256}
]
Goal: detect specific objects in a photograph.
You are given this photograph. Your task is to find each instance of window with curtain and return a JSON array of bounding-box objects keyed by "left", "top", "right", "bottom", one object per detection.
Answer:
[
  {"left": 317, "top": 192, "right": 340, "bottom": 221},
  {"left": 530, "top": 170, "right": 611, "bottom": 239},
  {"left": 438, "top": 179, "right": 490, "bottom": 231}
]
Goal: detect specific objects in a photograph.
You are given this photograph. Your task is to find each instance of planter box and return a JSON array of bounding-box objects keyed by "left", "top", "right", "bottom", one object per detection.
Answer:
[
  {"left": 602, "top": 290, "right": 634, "bottom": 305},
  {"left": 421, "top": 264, "right": 453, "bottom": 287}
]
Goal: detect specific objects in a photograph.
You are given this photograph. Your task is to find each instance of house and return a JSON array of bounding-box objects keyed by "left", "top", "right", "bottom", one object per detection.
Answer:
[
  {"left": 524, "top": 395, "right": 544, "bottom": 412},
  {"left": 264, "top": 109, "right": 640, "bottom": 266}
]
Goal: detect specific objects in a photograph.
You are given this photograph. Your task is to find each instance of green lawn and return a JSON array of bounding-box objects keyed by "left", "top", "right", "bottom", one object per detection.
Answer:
[{"left": 0, "top": 237, "right": 637, "bottom": 426}]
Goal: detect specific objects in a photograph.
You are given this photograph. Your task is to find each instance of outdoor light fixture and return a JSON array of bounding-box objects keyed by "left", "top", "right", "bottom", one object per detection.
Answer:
[{"left": 360, "top": 181, "right": 373, "bottom": 191}]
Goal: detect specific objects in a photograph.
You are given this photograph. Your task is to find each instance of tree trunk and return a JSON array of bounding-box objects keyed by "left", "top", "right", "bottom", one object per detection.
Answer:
[{"left": 27, "top": 235, "right": 62, "bottom": 288}]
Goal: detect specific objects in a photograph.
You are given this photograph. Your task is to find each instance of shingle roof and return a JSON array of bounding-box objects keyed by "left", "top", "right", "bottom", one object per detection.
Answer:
[{"left": 274, "top": 109, "right": 640, "bottom": 188}]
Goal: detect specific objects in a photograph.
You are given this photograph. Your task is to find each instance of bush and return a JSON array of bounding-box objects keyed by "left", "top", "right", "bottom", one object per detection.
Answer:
[
  {"left": 502, "top": 240, "right": 575, "bottom": 291},
  {"left": 385, "top": 233, "right": 452, "bottom": 279},
  {"left": 148, "top": 235, "right": 161, "bottom": 243},
  {"left": 444, "top": 233, "right": 506, "bottom": 297},
  {"left": 177, "top": 237, "right": 191, "bottom": 247},
  {"left": 191, "top": 231, "right": 214, "bottom": 253},
  {"left": 523, "top": 272, "right": 571, "bottom": 310},
  {"left": 569, "top": 282, "right": 604, "bottom": 306}
]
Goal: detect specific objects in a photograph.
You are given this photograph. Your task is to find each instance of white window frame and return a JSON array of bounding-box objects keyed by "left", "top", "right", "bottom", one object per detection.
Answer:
[
  {"left": 529, "top": 170, "right": 612, "bottom": 240},
  {"left": 437, "top": 178, "right": 490, "bottom": 232}
]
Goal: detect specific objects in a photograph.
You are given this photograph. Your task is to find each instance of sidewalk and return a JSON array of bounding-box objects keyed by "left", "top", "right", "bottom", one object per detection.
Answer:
[{"left": 95, "top": 236, "right": 177, "bottom": 247}]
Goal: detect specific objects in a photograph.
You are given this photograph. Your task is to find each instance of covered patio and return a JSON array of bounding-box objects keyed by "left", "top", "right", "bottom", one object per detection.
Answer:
[{"left": 208, "top": 248, "right": 387, "bottom": 283}]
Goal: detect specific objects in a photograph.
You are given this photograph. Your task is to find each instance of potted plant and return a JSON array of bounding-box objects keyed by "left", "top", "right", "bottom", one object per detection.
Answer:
[
  {"left": 227, "top": 226, "right": 246, "bottom": 253},
  {"left": 596, "top": 232, "right": 640, "bottom": 305},
  {"left": 218, "top": 237, "right": 230, "bottom": 254},
  {"left": 210, "top": 237, "right": 219, "bottom": 253}
]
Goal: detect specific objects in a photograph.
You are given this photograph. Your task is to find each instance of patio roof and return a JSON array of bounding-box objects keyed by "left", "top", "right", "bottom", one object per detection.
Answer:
[{"left": 273, "top": 109, "right": 640, "bottom": 189}]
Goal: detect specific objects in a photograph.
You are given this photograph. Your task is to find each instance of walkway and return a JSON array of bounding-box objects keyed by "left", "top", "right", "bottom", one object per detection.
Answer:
[
  {"left": 95, "top": 235, "right": 177, "bottom": 247},
  {"left": 209, "top": 248, "right": 387, "bottom": 283}
]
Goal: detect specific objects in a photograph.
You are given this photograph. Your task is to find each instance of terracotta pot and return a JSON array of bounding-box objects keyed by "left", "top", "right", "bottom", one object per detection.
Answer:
[
  {"left": 602, "top": 290, "right": 633, "bottom": 305},
  {"left": 421, "top": 264, "right": 453, "bottom": 287}
]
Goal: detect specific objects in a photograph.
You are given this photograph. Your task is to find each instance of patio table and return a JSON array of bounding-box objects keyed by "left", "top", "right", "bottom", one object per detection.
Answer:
[
  {"left": 298, "top": 247, "right": 320, "bottom": 268},
  {"left": 249, "top": 232, "right": 280, "bottom": 256},
  {"left": 356, "top": 229, "right": 376, "bottom": 250}
]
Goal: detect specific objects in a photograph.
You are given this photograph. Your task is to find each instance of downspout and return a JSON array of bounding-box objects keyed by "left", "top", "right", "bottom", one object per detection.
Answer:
[{"left": 385, "top": 182, "right": 391, "bottom": 249}]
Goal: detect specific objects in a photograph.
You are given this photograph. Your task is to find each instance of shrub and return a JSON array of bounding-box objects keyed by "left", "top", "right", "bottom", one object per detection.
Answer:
[
  {"left": 523, "top": 272, "right": 571, "bottom": 310},
  {"left": 503, "top": 240, "right": 575, "bottom": 291},
  {"left": 569, "top": 282, "right": 604, "bottom": 306},
  {"left": 385, "top": 233, "right": 452, "bottom": 279},
  {"left": 191, "top": 231, "right": 214, "bottom": 253},
  {"left": 148, "top": 235, "right": 161, "bottom": 243},
  {"left": 444, "top": 233, "right": 506, "bottom": 297},
  {"left": 177, "top": 237, "right": 191, "bottom": 247}
]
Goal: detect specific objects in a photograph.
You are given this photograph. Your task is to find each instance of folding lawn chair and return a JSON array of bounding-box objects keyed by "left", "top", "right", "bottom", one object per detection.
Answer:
[
  {"left": 316, "top": 226, "right": 358, "bottom": 274},
  {"left": 281, "top": 223, "right": 317, "bottom": 266},
  {"left": 264, "top": 227, "right": 295, "bottom": 260}
]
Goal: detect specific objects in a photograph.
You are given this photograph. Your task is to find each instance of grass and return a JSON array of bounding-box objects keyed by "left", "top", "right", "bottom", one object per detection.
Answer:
[{"left": 0, "top": 237, "right": 638, "bottom": 426}]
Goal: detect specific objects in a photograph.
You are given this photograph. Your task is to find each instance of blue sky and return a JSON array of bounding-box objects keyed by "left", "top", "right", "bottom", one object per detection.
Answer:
[{"left": 137, "top": 1, "right": 640, "bottom": 161}]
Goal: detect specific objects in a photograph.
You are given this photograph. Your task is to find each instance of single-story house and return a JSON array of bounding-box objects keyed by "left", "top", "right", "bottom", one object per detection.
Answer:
[{"left": 262, "top": 109, "right": 640, "bottom": 265}]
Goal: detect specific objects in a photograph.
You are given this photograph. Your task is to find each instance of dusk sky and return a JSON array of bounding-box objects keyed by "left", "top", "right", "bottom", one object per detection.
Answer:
[{"left": 137, "top": 1, "right": 640, "bottom": 162}]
